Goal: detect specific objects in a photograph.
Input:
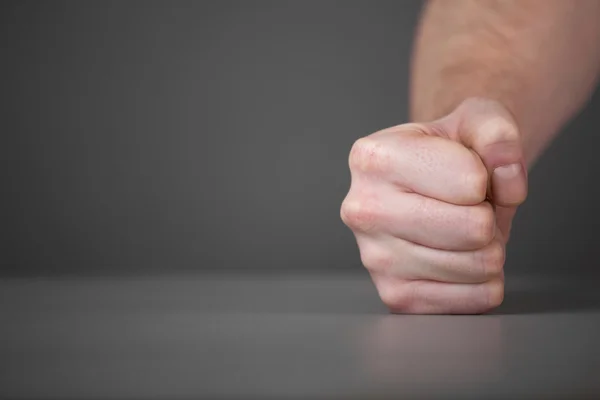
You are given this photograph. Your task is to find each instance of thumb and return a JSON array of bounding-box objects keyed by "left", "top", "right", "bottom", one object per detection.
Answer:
[{"left": 437, "top": 98, "right": 528, "bottom": 207}]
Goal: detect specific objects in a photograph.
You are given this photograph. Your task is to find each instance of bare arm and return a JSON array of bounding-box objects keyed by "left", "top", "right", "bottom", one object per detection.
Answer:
[{"left": 410, "top": 0, "right": 600, "bottom": 166}]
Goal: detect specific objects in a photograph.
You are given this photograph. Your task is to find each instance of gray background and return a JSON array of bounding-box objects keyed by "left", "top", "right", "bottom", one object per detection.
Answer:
[{"left": 2, "top": 0, "right": 599, "bottom": 277}]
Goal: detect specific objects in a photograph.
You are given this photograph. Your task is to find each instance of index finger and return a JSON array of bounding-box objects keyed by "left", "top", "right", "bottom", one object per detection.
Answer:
[{"left": 349, "top": 125, "right": 489, "bottom": 206}]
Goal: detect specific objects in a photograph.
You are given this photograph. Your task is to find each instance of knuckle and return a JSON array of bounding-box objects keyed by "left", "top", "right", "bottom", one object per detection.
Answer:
[
  {"left": 379, "top": 284, "right": 416, "bottom": 312},
  {"left": 360, "top": 246, "right": 394, "bottom": 272},
  {"left": 349, "top": 137, "right": 389, "bottom": 173},
  {"left": 460, "top": 97, "right": 521, "bottom": 143},
  {"left": 481, "top": 241, "right": 505, "bottom": 277},
  {"left": 485, "top": 279, "right": 505, "bottom": 310},
  {"left": 467, "top": 204, "right": 496, "bottom": 247},
  {"left": 340, "top": 196, "right": 380, "bottom": 232},
  {"left": 480, "top": 116, "right": 520, "bottom": 146}
]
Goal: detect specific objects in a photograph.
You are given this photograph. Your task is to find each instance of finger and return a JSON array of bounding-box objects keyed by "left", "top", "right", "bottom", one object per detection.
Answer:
[
  {"left": 446, "top": 98, "right": 528, "bottom": 207},
  {"left": 356, "top": 233, "right": 505, "bottom": 284},
  {"left": 370, "top": 273, "right": 504, "bottom": 314},
  {"left": 349, "top": 126, "right": 488, "bottom": 206},
  {"left": 342, "top": 183, "right": 496, "bottom": 250}
]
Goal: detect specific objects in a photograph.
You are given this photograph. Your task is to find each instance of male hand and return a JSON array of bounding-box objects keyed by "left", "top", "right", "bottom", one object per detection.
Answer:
[{"left": 341, "top": 98, "right": 528, "bottom": 314}]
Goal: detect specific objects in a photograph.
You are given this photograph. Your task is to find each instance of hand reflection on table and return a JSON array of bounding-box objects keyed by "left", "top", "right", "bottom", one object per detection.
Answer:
[{"left": 356, "top": 314, "right": 504, "bottom": 390}]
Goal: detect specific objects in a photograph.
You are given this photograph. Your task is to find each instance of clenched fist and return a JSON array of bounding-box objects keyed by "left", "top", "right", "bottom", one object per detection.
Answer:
[{"left": 341, "top": 98, "right": 528, "bottom": 314}]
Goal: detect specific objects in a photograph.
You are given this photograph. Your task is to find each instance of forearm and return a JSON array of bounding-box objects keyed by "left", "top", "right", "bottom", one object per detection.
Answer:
[{"left": 410, "top": 0, "right": 600, "bottom": 167}]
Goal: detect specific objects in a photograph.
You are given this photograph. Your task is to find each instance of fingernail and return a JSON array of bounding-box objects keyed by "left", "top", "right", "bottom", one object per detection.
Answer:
[
  {"left": 493, "top": 163, "right": 522, "bottom": 180},
  {"left": 492, "top": 163, "right": 527, "bottom": 206}
]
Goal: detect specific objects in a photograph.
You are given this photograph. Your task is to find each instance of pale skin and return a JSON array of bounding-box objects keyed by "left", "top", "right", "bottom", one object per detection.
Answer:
[{"left": 341, "top": 0, "right": 600, "bottom": 314}]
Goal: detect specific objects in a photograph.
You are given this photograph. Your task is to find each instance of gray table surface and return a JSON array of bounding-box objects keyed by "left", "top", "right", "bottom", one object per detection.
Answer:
[{"left": 1, "top": 272, "right": 599, "bottom": 400}]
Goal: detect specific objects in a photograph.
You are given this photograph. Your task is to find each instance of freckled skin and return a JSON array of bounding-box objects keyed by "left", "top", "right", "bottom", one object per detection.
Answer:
[{"left": 341, "top": 0, "right": 600, "bottom": 315}]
